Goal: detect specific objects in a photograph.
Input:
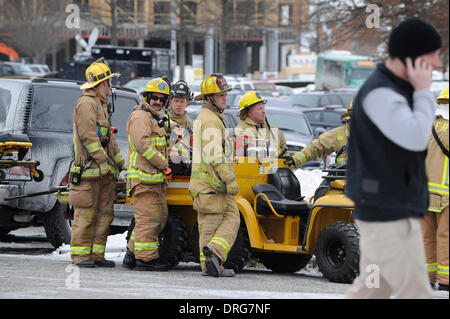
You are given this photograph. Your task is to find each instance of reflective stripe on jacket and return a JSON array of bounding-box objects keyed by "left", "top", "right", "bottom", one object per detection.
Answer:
[
  {"left": 72, "top": 89, "right": 124, "bottom": 180},
  {"left": 126, "top": 101, "right": 168, "bottom": 195},
  {"left": 426, "top": 116, "right": 449, "bottom": 213}
]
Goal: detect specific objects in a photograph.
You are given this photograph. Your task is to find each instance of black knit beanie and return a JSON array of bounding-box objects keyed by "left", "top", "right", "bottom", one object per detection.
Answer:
[{"left": 388, "top": 18, "right": 441, "bottom": 63}]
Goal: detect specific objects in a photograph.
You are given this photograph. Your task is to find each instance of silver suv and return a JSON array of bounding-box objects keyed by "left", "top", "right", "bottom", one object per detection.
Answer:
[{"left": 0, "top": 78, "right": 139, "bottom": 247}]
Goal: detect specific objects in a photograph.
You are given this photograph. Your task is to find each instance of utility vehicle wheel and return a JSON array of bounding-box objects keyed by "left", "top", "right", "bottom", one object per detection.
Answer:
[
  {"left": 260, "top": 253, "right": 312, "bottom": 273},
  {"left": 158, "top": 213, "right": 188, "bottom": 268},
  {"left": 191, "top": 218, "right": 251, "bottom": 272},
  {"left": 223, "top": 218, "right": 251, "bottom": 272},
  {"left": 126, "top": 214, "right": 188, "bottom": 268},
  {"left": 315, "top": 221, "right": 360, "bottom": 283},
  {"left": 43, "top": 202, "right": 72, "bottom": 248}
]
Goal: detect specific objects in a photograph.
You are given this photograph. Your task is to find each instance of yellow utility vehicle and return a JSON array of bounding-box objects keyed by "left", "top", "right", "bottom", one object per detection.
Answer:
[
  {"left": 0, "top": 133, "right": 44, "bottom": 182},
  {"left": 126, "top": 156, "right": 359, "bottom": 283}
]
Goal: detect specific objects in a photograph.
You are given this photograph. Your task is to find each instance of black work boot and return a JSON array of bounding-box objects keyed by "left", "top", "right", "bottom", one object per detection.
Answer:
[
  {"left": 74, "top": 260, "right": 95, "bottom": 268},
  {"left": 122, "top": 249, "right": 136, "bottom": 269},
  {"left": 203, "top": 245, "right": 221, "bottom": 278},
  {"left": 438, "top": 283, "right": 449, "bottom": 291},
  {"left": 94, "top": 259, "right": 115, "bottom": 267},
  {"left": 135, "top": 257, "right": 170, "bottom": 271}
]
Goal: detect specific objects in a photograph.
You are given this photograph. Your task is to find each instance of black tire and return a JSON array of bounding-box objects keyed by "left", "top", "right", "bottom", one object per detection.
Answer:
[
  {"left": 260, "top": 253, "right": 312, "bottom": 273},
  {"left": 126, "top": 213, "right": 188, "bottom": 268},
  {"left": 315, "top": 221, "right": 360, "bottom": 283},
  {"left": 223, "top": 218, "right": 251, "bottom": 272},
  {"left": 158, "top": 213, "right": 188, "bottom": 268},
  {"left": 43, "top": 202, "right": 72, "bottom": 248}
]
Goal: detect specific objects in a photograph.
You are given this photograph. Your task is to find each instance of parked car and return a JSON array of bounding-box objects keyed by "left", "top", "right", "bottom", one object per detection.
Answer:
[
  {"left": 0, "top": 62, "right": 39, "bottom": 77},
  {"left": 232, "top": 80, "right": 280, "bottom": 97},
  {"left": 229, "top": 94, "right": 293, "bottom": 109},
  {"left": 288, "top": 89, "right": 356, "bottom": 108},
  {"left": 276, "top": 85, "right": 294, "bottom": 97},
  {"left": 301, "top": 105, "right": 347, "bottom": 131},
  {"left": 122, "top": 77, "right": 151, "bottom": 94},
  {"left": 0, "top": 78, "right": 140, "bottom": 247},
  {"left": 28, "top": 64, "right": 52, "bottom": 77}
]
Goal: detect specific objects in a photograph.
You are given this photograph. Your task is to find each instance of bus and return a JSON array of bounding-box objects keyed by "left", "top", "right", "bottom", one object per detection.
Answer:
[{"left": 315, "top": 51, "right": 376, "bottom": 90}]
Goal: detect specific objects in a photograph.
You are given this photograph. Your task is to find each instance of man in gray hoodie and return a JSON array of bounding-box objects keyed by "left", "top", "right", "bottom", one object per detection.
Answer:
[{"left": 345, "top": 18, "right": 442, "bottom": 299}]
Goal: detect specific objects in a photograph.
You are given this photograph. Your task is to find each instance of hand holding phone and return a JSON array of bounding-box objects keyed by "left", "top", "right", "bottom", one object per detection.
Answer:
[{"left": 406, "top": 57, "right": 432, "bottom": 91}]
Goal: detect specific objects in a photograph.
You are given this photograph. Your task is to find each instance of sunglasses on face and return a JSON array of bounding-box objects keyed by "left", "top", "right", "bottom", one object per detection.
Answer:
[{"left": 150, "top": 95, "right": 167, "bottom": 103}]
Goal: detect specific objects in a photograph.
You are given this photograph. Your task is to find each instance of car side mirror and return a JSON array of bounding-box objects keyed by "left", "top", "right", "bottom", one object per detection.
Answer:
[{"left": 314, "top": 127, "right": 326, "bottom": 138}]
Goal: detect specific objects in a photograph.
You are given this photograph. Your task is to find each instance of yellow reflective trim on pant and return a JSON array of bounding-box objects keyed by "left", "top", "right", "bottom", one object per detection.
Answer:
[
  {"left": 135, "top": 241, "right": 159, "bottom": 251},
  {"left": 428, "top": 182, "right": 449, "bottom": 196},
  {"left": 200, "top": 252, "right": 205, "bottom": 262},
  {"left": 92, "top": 244, "right": 106, "bottom": 254},
  {"left": 438, "top": 265, "right": 449, "bottom": 276},
  {"left": 191, "top": 171, "right": 226, "bottom": 192},
  {"left": 427, "top": 262, "right": 438, "bottom": 273},
  {"left": 86, "top": 142, "right": 101, "bottom": 153},
  {"left": 130, "top": 231, "right": 135, "bottom": 240},
  {"left": 71, "top": 246, "right": 91, "bottom": 255},
  {"left": 210, "top": 236, "right": 230, "bottom": 256}
]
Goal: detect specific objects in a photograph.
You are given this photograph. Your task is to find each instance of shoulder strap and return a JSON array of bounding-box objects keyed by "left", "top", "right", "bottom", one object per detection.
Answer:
[{"left": 432, "top": 125, "right": 449, "bottom": 158}]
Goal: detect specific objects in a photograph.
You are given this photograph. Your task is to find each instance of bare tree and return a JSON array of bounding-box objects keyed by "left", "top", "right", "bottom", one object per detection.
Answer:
[
  {"left": 0, "top": 0, "right": 70, "bottom": 63},
  {"left": 306, "top": 0, "right": 448, "bottom": 67}
]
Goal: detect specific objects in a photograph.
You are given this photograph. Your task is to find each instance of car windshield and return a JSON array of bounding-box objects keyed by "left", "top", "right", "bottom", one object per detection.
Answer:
[
  {"left": 30, "top": 87, "right": 137, "bottom": 134},
  {"left": 288, "top": 94, "right": 321, "bottom": 108},
  {"left": 266, "top": 112, "right": 311, "bottom": 136}
]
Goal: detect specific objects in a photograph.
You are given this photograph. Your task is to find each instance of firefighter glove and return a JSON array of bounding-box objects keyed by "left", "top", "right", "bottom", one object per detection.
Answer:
[
  {"left": 226, "top": 179, "right": 239, "bottom": 196},
  {"left": 282, "top": 155, "right": 295, "bottom": 166},
  {"left": 99, "top": 161, "right": 110, "bottom": 177}
]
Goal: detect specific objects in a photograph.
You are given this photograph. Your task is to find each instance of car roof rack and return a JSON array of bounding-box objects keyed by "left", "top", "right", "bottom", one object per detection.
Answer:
[{"left": 31, "top": 78, "right": 84, "bottom": 85}]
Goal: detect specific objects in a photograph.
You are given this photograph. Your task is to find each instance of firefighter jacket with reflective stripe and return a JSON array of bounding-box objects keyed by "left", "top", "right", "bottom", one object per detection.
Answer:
[
  {"left": 167, "top": 108, "right": 192, "bottom": 160},
  {"left": 234, "top": 117, "right": 287, "bottom": 155},
  {"left": 126, "top": 101, "right": 168, "bottom": 195},
  {"left": 426, "top": 116, "right": 449, "bottom": 212},
  {"left": 292, "top": 123, "right": 349, "bottom": 167},
  {"left": 72, "top": 89, "right": 124, "bottom": 180},
  {"left": 189, "top": 101, "right": 236, "bottom": 197}
]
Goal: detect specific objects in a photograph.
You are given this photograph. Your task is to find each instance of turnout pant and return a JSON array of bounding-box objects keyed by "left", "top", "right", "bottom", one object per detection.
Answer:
[
  {"left": 69, "top": 175, "right": 116, "bottom": 264},
  {"left": 345, "top": 218, "right": 433, "bottom": 299},
  {"left": 194, "top": 192, "right": 240, "bottom": 273},
  {"left": 420, "top": 206, "right": 449, "bottom": 285},
  {"left": 127, "top": 183, "right": 168, "bottom": 262}
]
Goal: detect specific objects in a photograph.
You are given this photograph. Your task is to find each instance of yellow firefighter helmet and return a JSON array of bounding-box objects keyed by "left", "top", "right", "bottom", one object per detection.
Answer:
[
  {"left": 80, "top": 58, "right": 120, "bottom": 90},
  {"left": 194, "top": 73, "right": 232, "bottom": 101}
]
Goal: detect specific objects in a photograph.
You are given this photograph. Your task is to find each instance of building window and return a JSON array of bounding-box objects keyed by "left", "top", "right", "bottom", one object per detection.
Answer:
[
  {"left": 181, "top": 1, "right": 197, "bottom": 25},
  {"left": 279, "top": 3, "right": 292, "bottom": 26},
  {"left": 154, "top": 1, "right": 170, "bottom": 25}
]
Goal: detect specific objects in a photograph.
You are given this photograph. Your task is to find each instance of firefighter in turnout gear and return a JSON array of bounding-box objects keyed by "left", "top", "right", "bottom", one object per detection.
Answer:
[
  {"left": 284, "top": 101, "right": 352, "bottom": 167},
  {"left": 167, "top": 80, "right": 193, "bottom": 175},
  {"left": 189, "top": 74, "right": 240, "bottom": 277},
  {"left": 235, "top": 91, "right": 287, "bottom": 157},
  {"left": 69, "top": 58, "right": 126, "bottom": 267},
  {"left": 124, "top": 77, "right": 171, "bottom": 271},
  {"left": 420, "top": 87, "right": 449, "bottom": 291}
]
